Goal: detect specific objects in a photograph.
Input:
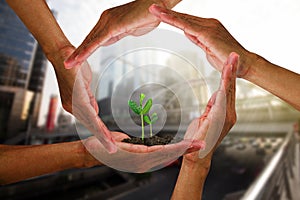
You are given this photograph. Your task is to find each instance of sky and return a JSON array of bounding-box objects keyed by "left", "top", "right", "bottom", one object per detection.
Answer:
[{"left": 38, "top": 0, "right": 300, "bottom": 125}]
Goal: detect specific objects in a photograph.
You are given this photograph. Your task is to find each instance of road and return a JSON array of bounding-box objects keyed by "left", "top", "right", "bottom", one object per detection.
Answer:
[{"left": 0, "top": 132, "right": 283, "bottom": 200}]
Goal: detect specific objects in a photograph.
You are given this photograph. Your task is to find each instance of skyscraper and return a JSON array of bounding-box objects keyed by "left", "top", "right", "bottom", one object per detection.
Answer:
[{"left": 0, "top": 0, "right": 48, "bottom": 141}]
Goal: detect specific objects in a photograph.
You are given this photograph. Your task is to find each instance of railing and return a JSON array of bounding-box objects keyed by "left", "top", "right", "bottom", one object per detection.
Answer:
[{"left": 241, "top": 124, "right": 300, "bottom": 200}]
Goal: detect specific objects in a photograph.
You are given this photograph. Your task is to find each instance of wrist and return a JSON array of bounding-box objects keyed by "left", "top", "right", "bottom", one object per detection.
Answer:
[
  {"left": 161, "top": 0, "right": 182, "bottom": 8},
  {"left": 46, "top": 43, "right": 75, "bottom": 68},
  {"left": 80, "top": 139, "right": 103, "bottom": 168},
  {"left": 146, "top": 0, "right": 181, "bottom": 9},
  {"left": 70, "top": 140, "right": 87, "bottom": 168},
  {"left": 75, "top": 140, "right": 101, "bottom": 168},
  {"left": 182, "top": 152, "right": 212, "bottom": 173},
  {"left": 238, "top": 51, "right": 261, "bottom": 80}
]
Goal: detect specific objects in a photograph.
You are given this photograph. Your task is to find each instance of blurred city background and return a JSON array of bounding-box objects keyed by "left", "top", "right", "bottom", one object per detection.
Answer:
[{"left": 1, "top": 0, "right": 300, "bottom": 199}]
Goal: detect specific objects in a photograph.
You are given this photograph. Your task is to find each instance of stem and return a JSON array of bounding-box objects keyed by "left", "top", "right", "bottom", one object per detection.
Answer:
[
  {"left": 141, "top": 114, "right": 144, "bottom": 141},
  {"left": 150, "top": 123, "right": 153, "bottom": 137}
]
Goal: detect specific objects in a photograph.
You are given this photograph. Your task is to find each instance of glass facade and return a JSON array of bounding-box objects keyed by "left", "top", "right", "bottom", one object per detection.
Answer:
[
  {"left": 0, "top": 0, "right": 37, "bottom": 88},
  {"left": 28, "top": 45, "right": 48, "bottom": 92},
  {"left": 0, "top": 0, "right": 47, "bottom": 140}
]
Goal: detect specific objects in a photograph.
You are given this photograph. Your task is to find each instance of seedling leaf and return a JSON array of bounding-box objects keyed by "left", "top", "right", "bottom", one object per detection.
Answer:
[
  {"left": 140, "top": 93, "right": 145, "bottom": 106},
  {"left": 128, "top": 93, "right": 158, "bottom": 139},
  {"left": 141, "top": 98, "right": 152, "bottom": 114},
  {"left": 128, "top": 100, "right": 141, "bottom": 115},
  {"left": 144, "top": 115, "right": 151, "bottom": 124},
  {"left": 151, "top": 113, "right": 158, "bottom": 123}
]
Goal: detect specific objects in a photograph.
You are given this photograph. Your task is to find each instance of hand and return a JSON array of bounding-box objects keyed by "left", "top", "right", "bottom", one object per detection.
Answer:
[
  {"left": 49, "top": 46, "right": 117, "bottom": 153},
  {"left": 82, "top": 52, "right": 238, "bottom": 172},
  {"left": 114, "top": 133, "right": 204, "bottom": 154},
  {"left": 83, "top": 131, "right": 205, "bottom": 173},
  {"left": 183, "top": 52, "right": 238, "bottom": 164},
  {"left": 64, "top": 0, "right": 171, "bottom": 68},
  {"left": 149, "top": 4, "right": 252, "bottom": 78}
]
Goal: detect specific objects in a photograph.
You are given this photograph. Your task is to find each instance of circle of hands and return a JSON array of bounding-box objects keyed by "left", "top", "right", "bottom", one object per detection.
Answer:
[{"left": 55, "top": 2, "right": 240, "bottom": 171}]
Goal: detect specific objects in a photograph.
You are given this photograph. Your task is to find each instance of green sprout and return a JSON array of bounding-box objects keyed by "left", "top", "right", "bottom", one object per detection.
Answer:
[
  {"left": 144, "top": 113, "right": 158, "bottom": 137},
  {"left": 128, "top": 93, "right": 153, "bottom": 140}
]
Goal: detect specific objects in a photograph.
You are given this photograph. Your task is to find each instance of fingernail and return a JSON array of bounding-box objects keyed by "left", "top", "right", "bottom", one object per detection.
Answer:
[
  {"left": 150, "top": 4, "right": 165, "bottom": 15},
  {"left": 64, "top": 58, "right": 80, "bottom": 69},
  {"left": 74, "top": 54, "right": 80, "bottom": 61},
  {"left": 64, "top": 60, "right": 72, "bottom": 69},
  {"left": 64, "top": 61, "right": 75, "bottom": 69}
]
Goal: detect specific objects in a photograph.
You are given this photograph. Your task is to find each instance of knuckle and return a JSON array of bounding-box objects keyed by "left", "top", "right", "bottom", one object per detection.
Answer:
[
  {"left": 208, "top": 18, "right": 221, "bottom": 26},
  {"left": 101, "top": 9, "right": 110, "bottom": 17},
  {"left": 208, "top": 18, "right": 223, "bottom": 33}
]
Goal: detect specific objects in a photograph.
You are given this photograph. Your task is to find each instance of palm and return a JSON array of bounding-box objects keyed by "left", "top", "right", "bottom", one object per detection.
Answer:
[
  {"left": 83, "top": 130, "right": 204, "bottom": 173},
  {"left": 52, "top": 46, "right": 116, "bottom": 153},
  {"left": 149, "top": 4, "right": 249, "bottom": 77},
  {"left": 184, "top": 53, "right": 238, "bottom": 162},
  {"left": 64, "top": 0, "right": 163, "bottom": 68},
  {"left": 82, "top": 52, "right": 238, "bottom": 171}
]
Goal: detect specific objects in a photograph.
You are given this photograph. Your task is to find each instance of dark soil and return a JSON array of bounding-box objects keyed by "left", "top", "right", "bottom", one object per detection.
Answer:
[{"left": 122, "top": 135, "right": 182, "bottom": 146}]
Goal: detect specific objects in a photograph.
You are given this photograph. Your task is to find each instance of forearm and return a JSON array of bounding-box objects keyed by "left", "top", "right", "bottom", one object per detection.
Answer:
[
  {"left": 245, "top": 53, "right": 300, "bottom": 111},
  {"left": 0, "top": 141, "right": 99, "bottom": 185},
  {"left": 171, "top": 156, "right": 211, "bottom": 200},
  {"left": 161, "top": 0, "right": 182, "bottom": 8},
  {"left": 6, "top": 0, "right": 72, "bottom": 61}
]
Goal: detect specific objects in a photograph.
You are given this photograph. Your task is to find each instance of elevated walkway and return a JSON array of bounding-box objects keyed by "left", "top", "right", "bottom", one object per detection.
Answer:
[{"left": 234, "top": 122, "right": 300, "bottom": 200}]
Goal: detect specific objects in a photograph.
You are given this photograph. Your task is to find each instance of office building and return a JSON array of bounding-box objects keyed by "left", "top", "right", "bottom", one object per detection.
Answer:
[{"left": 0, "top": 0, "right": 47, "bottom": 141}]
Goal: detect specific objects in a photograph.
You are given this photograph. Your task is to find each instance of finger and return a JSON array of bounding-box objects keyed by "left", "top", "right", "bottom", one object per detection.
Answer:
[
  {"left": 202, "top": 92, "right": 217, "bottom": 117},
  {"left": 91, "top": 115, "right": 117, "bottom": 153},
  {"left": 88, "top": 89, "right": 99, "bottom": 114},
  {"left": 78, "top": 61, "right": 99, "bottom": 114},
  {"left": 74, "top": 98, "right": 117, "bottom": 153},
  {"left": 219, "top": 52, "right": 238, "bottom": 115},
  {"left": 64, "top": 27, "right": 114, "bottom": 69},
  {"left": 184, "top": 140, "right": 206, "bottom": 154},
  {"left": 185, "top": 32, "right": 204, "bottom": 48},
  {"left": 149, "top": 4, "right": 201, "bottom": 24},
  {"left": 149, "top": 4, "right": 188, "bottom": 30},
  {"left": 145, "top": 139, "right": 202, "bottom": 153},
  {"left": 149, "top": 4, "right": 202, "bottom": 38},
  {"left": 72, "top": 66, "right": 117, "bottom": 153},
  {"left": 184, "top": 117, "right": 209, "bottom": 141},
  {"left": 149, "top": 4, "right": 215, "bottom": 55},
  {"left": 198, "top": 53, "right": 238, "bottom": 158},
  {"left": 221, "top": 52, "right": 239, "bottom": 92},
  {"left": 198, "top": 90, "right": 226, "bottom": 158},
  {"left": 64, "top": 42, "right": 100, "bottom": 69},
  {"left": 122, "top": 141, "right": 186, "bottom": 153},
  {"left": 117, "top": 141, "right": 164, "bottom": 153},
  {"left": 111, "top": 131, "right": 130, "bottom": 141},
  {"left": 208, "top": 52, "right": 239, "bottom": 126},
  {"left": 117, "top": 138, "right": 205, "bottom": 154},
  {"left": 184, "top": 92, "right": 217, "bottom": 141}
]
